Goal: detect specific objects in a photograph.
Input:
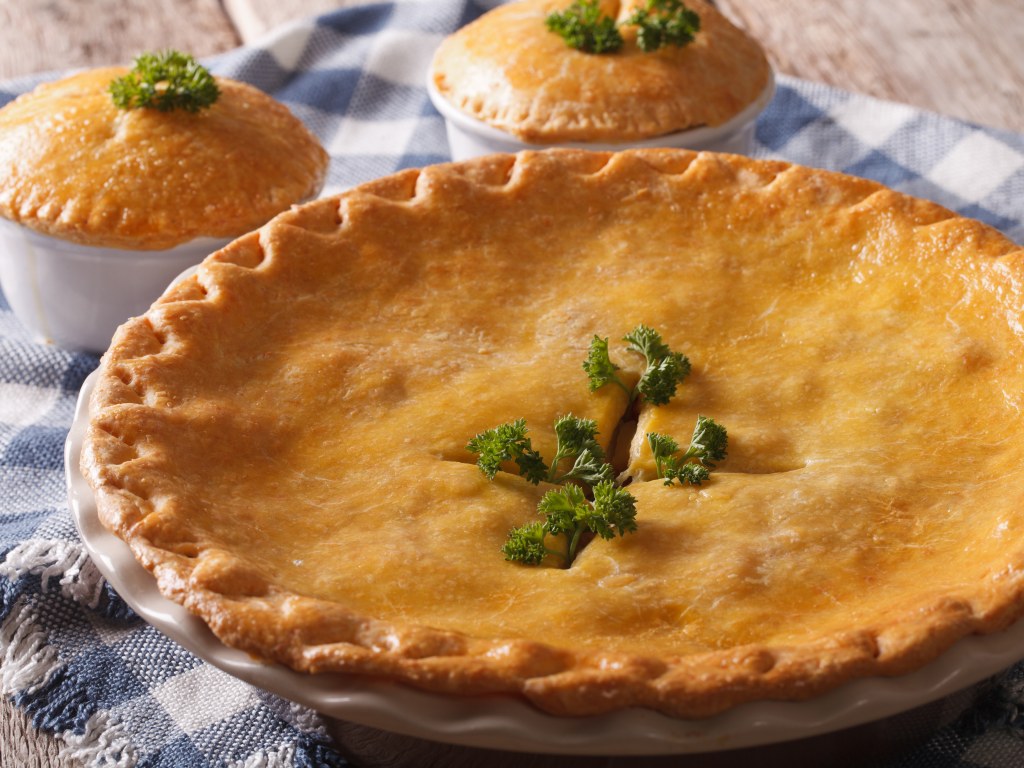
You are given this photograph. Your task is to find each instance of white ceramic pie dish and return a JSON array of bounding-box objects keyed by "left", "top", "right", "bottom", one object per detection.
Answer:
[
  {"left": 65, "top": 368, "right": 1024, "bottom": 757},
  {"left": 0, "top": 217, "right": 228, "bottom": 354},
  {"left": 426, "top": 70, "right": 775, "bottom": 161}
]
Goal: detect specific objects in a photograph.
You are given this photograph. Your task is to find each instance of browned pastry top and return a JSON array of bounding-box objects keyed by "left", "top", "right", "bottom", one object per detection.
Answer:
[
  {"left": 0, "top": 67, "right": 328, "bottom": 249},
  {"left": 431, "top": 0, "right": 772, "bottom": 142}
]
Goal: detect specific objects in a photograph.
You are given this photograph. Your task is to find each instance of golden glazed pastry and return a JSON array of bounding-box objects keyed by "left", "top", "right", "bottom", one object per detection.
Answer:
[
  {"left": 430, "top": 0, "right": 772, "bottom": 143},
  {"left": 80, "top": 149, "right": 1024, "bottom": 719},
  {"left": 0, "top": 66, "right": 328, "bottom": 249}
]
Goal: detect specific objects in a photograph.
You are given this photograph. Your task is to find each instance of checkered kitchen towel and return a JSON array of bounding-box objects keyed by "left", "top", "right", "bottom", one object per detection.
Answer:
[{"left": 2, "top": 1, "right": 1023, "bottom": 766}]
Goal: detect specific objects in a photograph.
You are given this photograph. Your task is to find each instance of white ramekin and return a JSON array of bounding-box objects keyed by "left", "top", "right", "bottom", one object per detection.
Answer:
[
  {"left": 427, "top": 69, "right": 775, "bottom": 161},
  {"left": 0, "top": 218, "right": 229, "bottom": 354}
]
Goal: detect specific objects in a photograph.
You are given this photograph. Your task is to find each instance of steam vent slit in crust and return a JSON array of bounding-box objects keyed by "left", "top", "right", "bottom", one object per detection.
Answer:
[{"left": 81, "top": 149, "right": 1024, "bottom": 720}]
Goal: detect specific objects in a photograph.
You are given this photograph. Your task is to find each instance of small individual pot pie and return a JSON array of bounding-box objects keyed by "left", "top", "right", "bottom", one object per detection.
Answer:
[
  {"left": 80, "top": 149, "right": 1024, "bottom": 720},
  {"left": 0, "top": 55, "right": 328, "bottom": 352},
  {"left": 428, "top": 0, "right": 773, "bottom": 155},
  {"left": 0, "top": 61, "right": 328, "bottom": 249}
]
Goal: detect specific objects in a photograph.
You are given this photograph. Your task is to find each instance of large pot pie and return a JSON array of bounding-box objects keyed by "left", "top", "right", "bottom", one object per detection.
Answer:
[{"left": 80, "top": 149, "right": 1024, "bottom": 719}]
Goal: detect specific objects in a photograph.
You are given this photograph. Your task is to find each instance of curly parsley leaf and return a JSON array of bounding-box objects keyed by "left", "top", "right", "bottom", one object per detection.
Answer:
[
  {"left": 510, "top": 480, "right": 637, "bottom": 567},
  {"left": 545, "top": 0, "right": 624, "bottom": 54},
  {"left": 622, "top": 324, "right": 673, "bottom": 361},
  {"left": 688, "top": 415, "right": 728, "bottom": 464},
  {"left": 648, "top": 431, "right": 680, "bottom": 468},
  {"left": 627, "top": 0, "right": 701, "bottom": 53},
  {"left": 548, "top": 414, "right": 609, "bottom": 482},
  {"left": 586, "top": 325, "right": 691, "bottom": 407},
  {"left": 546, "top": 0, "right": 700, "bottom": 55},
  {"left": 501, "top": 521, "right": 558, "bottom": 565},
  {"left": 648, "top": 415, "right": 728, "bottom": 486},
  {"left": 109, "top": 50, "right": 220, "bottom": 113},
  {"left": 552, "top": 413, "right": 604, "bottom": 460},
  {"left": 558, "top": 448, "right": 616, "bottom": 486},
  {"left": 589, "top": 480, "right": 639, "bottom": 539},
  {"left": 538, "top": 483, "right": 589, "bottom": 538},
  {"left": 468, "top": 415, "right": 614, "bottom": 487},
  {"left": 583, "top": 335, "right": 626, "bottom": 394},
  {"left": 623, "top": 324, "right": 692, "bottom": 406},
  {"left": 466, "top": 418, "right": 548, "bottom": 484}
]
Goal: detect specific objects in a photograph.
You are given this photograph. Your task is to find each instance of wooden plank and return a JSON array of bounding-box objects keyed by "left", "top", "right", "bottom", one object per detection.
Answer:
[
  {"left": 0, "top": 697, "right": 79, "bottom": 768},
  {"left": 0, "top": 0, "right": 240, "bottom": 79},
  {"left": 716, "top": 0, "right": 1024, "bottom": 133}
]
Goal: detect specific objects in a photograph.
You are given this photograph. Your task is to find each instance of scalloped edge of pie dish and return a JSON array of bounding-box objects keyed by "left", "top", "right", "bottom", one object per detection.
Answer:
[{"left": 67, "top": 370, "right": 1024, "bottom": 756}]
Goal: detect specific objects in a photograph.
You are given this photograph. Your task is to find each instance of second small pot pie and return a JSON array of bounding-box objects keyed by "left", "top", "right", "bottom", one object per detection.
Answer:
[
  {"left": 80, "top": 149, "right": 1024, "bottom": 720},
  {"left": 0, "top": 63, "right": 329, "bottom": 250},
  {"left": 430, "top": 0, "right": 772, "bottom": 143}
]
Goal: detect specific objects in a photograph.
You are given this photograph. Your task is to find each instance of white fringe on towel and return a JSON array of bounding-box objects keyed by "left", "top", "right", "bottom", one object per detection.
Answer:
[
  {"left": 1, "top": 538, "right": 105, "bottom": 609},
  {"left": 2, "top": 538, "right": 137, "bottom": 767}
]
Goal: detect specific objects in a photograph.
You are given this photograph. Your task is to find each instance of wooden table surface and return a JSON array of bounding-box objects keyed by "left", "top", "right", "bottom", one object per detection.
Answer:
[{"left": 1, "top": 1, "right": 1022, "bottom": 766}]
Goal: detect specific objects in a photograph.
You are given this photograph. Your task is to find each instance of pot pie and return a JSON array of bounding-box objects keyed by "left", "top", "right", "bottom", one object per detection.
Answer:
[
  {"left": 429, "top": 0, "right": 772, "bottom": 143},
  {"left": 0, "top": 64, "right": 328, "bottom": 249},
  {"left": 80, "top": 149, "right": 1024, "bottom": 719}
]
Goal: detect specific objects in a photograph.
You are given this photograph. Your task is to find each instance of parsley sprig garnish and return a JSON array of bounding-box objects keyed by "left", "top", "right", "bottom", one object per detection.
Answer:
[
  {"left": 545, "top": 0, "right": 701, "bottom": 55},
  {"left": 548, "top": 414, "right": 615, "bottom": 485},
  {"left": 467, "top": 324, "right": 726, "bottom": 568},
  {"left": 544, "top": 0, "right": 623, "bottom": 54},
  {"left": 648, "top": 416, "right": 728, "bottom": 486},
  {"left": 629, "top": 0, "right": 701, "bottom": 52},
  {"left": 584, "top": 324, "right": 691, "bottom": 406},
  {"left": 502, "top": 482, "right": 637, "bottom": 566},
  {"left": 466, "top": 414, "right": 614, "bottom": 488},
  {"left": 109, "top": 50, "right": 220, "bottom": 113},
  {"left": 466, "top": 418, "right": 547, "bottom": 484},
  {"left": 467, "top": 415, "right": 626, "bottom": 568}
]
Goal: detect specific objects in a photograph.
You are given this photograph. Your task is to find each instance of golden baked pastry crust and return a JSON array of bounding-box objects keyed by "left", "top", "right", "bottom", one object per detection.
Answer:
[
  {"left": 80, "top": 149, "right": 1024, "bottom": 719},
  {"left": 430, "top": 0, "right": 772, "bottom": 143},
  {"left": 0, "top": 68, "right": 328, "bottom": 249}
]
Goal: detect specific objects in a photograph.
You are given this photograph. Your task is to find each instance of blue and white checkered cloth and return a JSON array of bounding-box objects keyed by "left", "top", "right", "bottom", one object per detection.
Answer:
[{"left": 2, "top": 2, "right": 1023, "bottom": 765}]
